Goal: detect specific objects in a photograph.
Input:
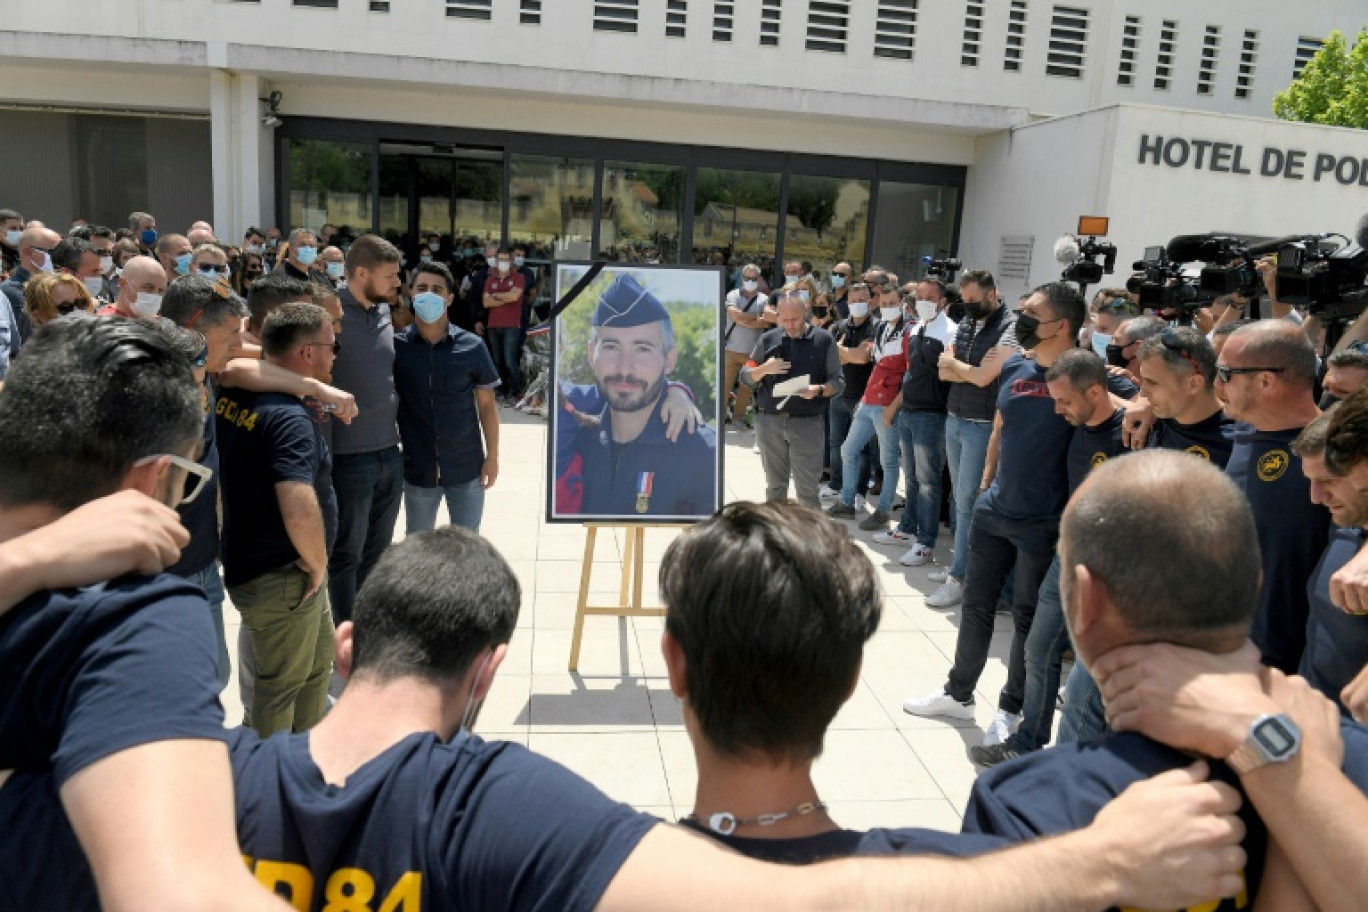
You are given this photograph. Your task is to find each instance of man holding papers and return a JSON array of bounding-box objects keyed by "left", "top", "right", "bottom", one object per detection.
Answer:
[{"left": 742, "top": 288, "right": 844, "bottom": 508}]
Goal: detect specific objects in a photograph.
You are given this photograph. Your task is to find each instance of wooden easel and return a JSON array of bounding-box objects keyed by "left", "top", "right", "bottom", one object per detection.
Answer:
[{"left": 567, "top": 523, "right": 688, "bottom": 671}]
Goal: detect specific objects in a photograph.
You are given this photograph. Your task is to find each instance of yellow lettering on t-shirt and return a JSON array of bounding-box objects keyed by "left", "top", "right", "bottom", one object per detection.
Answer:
[
  {"left": 322, "top": 867, "right": 376, "bottom": 912},
  {"left": 377, "top": 872, "right": 423, "bottom": 912},
  {"left": 254, "top": 860, "right": 314, "bottom": 912}
]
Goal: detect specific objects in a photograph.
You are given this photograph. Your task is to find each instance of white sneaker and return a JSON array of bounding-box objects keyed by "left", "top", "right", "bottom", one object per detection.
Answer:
[
  {"left": 872, "top": 529, "right": 914, "bottom": 546},
  {"left": 927, "top": 568, "right": 949, "bottom": 583},
  {"left": 854, "top": 494, "right": 868, "bottom": 511},
  {"left": 899, "top": 543, "right": 934, "bottom": 567},
  {"left": 983, "top": 709, "right": 1022, "bottom": 747},
  {"left": 819, "top": 484, "right": 840, "bottom": 501},
  {"left": 751, "top": 441, "right": 761, "bottom": 454},
  {"left": 926, "top": 576, "right": 964, "bottom": 608},
  {"left": 903, "top": 689, "right": 976, "bottom": 720}
]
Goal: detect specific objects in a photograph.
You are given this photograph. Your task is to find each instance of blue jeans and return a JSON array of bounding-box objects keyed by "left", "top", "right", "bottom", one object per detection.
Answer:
[
  {"left": 186, "top": 561, "right": 229, "bottom": 690},
  {"left": 404, "top": 478, "right": 485, "bottom": 533},
  {"left": 828, "top": 396, "right": 875, "bottom": 493},
  {"left": 1058, "top": 661, "right": 1108, "bottom": 744},
  {"left": 840, "top": 403, "right": 901, "bottom": 514},
  {"left": 486, "top": 327, "right": 522, "bottom": 397},
  {"left": 1006, "top": 556, "right": 1071, "bottom": 752},
  {"left": 895, "top": 411, "right": 947, "bottom": 547},
  {"left": 944, "top": 415, "right": 993, "bottom": 581},
  {"left": 329, "top": 446, "right": 403, "bottom": 625}
]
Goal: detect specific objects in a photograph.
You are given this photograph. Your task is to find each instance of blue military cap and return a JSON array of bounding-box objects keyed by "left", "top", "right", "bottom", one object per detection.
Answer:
[{"left": 591, "top": 274, "right": 671, "bottom": 328}]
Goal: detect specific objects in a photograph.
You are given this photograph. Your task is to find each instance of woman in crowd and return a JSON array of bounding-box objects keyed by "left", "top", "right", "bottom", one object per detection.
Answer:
[{"left": 23, "top": 272, "right": 94, "bottom": 327}]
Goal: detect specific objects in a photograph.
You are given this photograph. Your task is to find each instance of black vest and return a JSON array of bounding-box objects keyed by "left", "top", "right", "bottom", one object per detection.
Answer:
[
  {"left": 946, "top": 305, "right": 1015, "bottom": 422},
  {"left": 755, "top": 325, "right": 835, "bottom": 418}
]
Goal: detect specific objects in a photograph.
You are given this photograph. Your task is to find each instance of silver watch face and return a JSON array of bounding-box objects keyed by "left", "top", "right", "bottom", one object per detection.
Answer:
[{"left": 1253, "top": 716, "right": 1298, "bottom": 757}]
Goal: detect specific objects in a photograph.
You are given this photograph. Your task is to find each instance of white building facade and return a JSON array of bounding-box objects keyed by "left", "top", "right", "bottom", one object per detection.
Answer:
[{"left": 0, "top": 0, "right": 1364, "bottom": 285}]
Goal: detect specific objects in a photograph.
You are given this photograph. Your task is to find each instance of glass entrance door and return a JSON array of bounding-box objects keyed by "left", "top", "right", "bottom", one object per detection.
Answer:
[{"left": 377, "top": 143, "right": 504, "bottom": 270}]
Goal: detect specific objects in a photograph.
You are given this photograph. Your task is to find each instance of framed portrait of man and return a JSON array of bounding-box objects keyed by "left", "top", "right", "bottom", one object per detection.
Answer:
[{"left": 547, "top": 264, "right": 725, "bottom": 524}]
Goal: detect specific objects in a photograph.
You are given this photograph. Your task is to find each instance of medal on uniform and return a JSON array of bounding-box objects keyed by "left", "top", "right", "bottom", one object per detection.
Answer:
[{"left": 636, "top": 472, "right": 654, "bottom": 514}]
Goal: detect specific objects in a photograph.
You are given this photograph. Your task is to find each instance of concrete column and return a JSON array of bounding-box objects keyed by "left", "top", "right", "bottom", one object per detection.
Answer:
[{"left": 208, "top": 66, "right": 264, "bottom": 243}]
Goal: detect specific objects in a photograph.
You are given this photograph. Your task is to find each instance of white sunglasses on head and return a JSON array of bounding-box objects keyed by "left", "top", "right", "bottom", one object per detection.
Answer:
[{"left": 135, "top": 453, "right": 213, "bottom": 505}]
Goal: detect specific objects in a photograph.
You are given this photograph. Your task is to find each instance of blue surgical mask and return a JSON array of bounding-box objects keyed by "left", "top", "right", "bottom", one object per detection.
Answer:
[
  {"left": 831, "top": 274, "right": 846, "bottom": 289},
  {"left": 295, "top": 245, "right": 318, "bottom": 266},
  {"left": 797, "top": 290, "right": 810, "bottom": 304},
  {"left": 173, "top": 252, "right": 193, "bottom": 276},
  {"left": 326, "top": 261, "right": 345, "bottom": 279},
  {"left": 514, "top": 256, "right": 525, "bottom": 267},
  {"left": 1091, "top": 332, "right": 1112, "bottom": 358},
  {"left": 413, "top": 291, "right": 447, "bottom": 324},
  {"left": 3, "top": 229, "right": 20, "bottom": 247},
  {"left": 140, "top": 228, "right": 158, "bottom": 246}
]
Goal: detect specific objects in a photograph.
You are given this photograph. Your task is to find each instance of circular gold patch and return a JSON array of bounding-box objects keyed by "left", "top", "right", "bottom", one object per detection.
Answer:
[{"left": 1258, "top": 449, "right": 1290, "bottom": 482}]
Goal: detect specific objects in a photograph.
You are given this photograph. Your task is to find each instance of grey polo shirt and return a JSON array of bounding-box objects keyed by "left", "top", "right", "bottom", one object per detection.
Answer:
[
  {"left": 330, "top": 287, "right": 400, "bottom": 456},
  {"left": 724, "top": 288, "right": 768, "bottom": 356}
]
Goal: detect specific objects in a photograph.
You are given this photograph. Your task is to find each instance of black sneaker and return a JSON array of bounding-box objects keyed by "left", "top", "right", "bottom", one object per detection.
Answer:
[
  {"left": 825, "top": 501, "right": 857, "bottom": 518},
  {"left": 968, "top": 742, "right": 1024, "bottom": 769}
]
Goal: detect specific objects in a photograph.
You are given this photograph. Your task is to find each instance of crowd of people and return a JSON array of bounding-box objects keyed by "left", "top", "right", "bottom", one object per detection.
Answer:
[{"left": 0, "top": 201, "right": 1367, "bottom": 910}]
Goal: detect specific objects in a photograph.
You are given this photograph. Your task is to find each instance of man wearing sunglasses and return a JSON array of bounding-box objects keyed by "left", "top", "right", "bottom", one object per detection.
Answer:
[
  {"left": 216, "top": 302, "right": 339, "bottom": 737},
  {"left": 1135, "top": 326, "right": 1236, "bottom": 467},
  {"left": 1217, "top": 320, "right": 1328, "bottom": 675},
  {"left": 0, "top": 221, "right": 62, "bottom": 352}
]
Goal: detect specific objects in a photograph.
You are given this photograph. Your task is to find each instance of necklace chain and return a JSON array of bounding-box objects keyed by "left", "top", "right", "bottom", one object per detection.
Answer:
[{"left": 686, "top": 801, "right": 827, "bottom": 836}]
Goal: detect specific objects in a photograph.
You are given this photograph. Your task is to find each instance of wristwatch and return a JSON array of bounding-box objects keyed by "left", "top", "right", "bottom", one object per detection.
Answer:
[{"left": 1224, "top": 713, "right": 1302, "bottom": 774}]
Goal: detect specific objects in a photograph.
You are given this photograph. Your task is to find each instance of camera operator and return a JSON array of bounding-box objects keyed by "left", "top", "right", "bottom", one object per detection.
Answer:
[
  {"left": 1292, "top": 408, "right": 1368, "bottom": 721},
  {"left": 927, "top": 269, "right": 1017, "bottom": 609},
  {"left": 1217, "top": 320, "right": 1328, "bottom": 674},
  {"left": 1322, "top": 347, "right": 1368, "bottom": 407},
  {"left": 1136, "top": 327, "right": 1236, "bottom": 466}
]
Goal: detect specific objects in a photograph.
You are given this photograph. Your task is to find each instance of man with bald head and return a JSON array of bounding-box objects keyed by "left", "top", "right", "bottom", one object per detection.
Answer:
[
  {"left": 187, "top": 222, "right": 216, "bottom": 249},
  {"left": 0, "top": 221, "right": 62, "bottom": 352},
  {"left": 1218, "top": 319, "right": 1329, "bottom": 673},
  {"left": 97, "top": 255, "right": 168, "bottom": 320},
  {"left": 963, "top": 449, "right": 1368, "bottom": 908},
  {"left": 154, "top": 233, "right": 194, "bottom": 284}
]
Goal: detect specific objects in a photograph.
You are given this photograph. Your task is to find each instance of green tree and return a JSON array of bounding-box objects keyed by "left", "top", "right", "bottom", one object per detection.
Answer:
[{"left": 1273, "top": 28, "right": 1368, "bottom": 128}]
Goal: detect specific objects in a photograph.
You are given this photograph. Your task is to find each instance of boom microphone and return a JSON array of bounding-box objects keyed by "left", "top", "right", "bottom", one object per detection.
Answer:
[
  {"left": 1053, "top": 235, "right": 1081, "bottom": 265},
  {"left": 1245, "top": 234, "right": 1326, "bottom": 257},
  {"left": 1165, "top": 234, "right": 1218, "bottom": 263}
]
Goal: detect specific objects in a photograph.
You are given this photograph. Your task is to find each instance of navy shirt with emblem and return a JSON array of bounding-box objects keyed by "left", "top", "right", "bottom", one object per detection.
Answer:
[
  {"left": 679, "top": 819, "right": 1006, "bottom": 865},
  {"left": 1226, "top": 426, "right": 1332, "bottom": 673},
  {"left": 394, "top": 322, "right": 501, "bottom": 488},
  {"left": 0, "top": 574, "right": 227, "bottom": 785},
  {"left": 0, "top": 728, "right": 655, "bottom": 912},
  {"left": 1302, "top": 525, "right": 1368, "bottom": 710},
  {"left": 1066, "top": 407, "right": 1128, "bottom": 494},
  {"left": 963, "top": 724, "right": 1368, "bottom": 912},
  {"left": 1148, "top": 411, "right": 1238, "bottom": 467},
  {"left": 216, "top": 389, "right": 337, "bottom": 588},
  {"left": 570, "top": 400, "right": 718, "bottom": 519}
]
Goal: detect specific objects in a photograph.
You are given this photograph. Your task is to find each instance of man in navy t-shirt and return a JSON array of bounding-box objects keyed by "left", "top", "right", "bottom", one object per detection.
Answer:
[
  {"left": 964, "top": 449, "right": 1368, "bottom": 909},
  {"left": 971, "top": 348, "right": 1129, "bottom": 767},
  {"left": 1217, "top": 320, "right": 1329, "bottom": 673},
  {"left": 1136, "top": 327, "right": 1237, "bottom": 468},
  {"left": 1, "top": 508, "right": 1255, "bottom": 911},
  {"left": 906, "top": 283, "right": 1096, "bottom": 748},
  {"left": 0, "top": 316, "right": 286, "bottom": 910},
  {"left": 218, "top": 302, "right": 339, "bottom": 736}
]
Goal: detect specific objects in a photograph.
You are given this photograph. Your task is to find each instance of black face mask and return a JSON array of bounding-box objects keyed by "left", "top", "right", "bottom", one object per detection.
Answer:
[
  {"left": 1015, "top": 312, "right": 1043, "bottom": 350},
  {"left": 812, "top": 306, "right": 829, "bottom": 318},
  {"left": 962, "top": 300, "right": 988, "bottom": 321},
  {"left": 1105, "top": 343, "right": 1128, "bottom": 368},
  {"left": 947, "top": 302, "right": 966, "bottom": 323}
]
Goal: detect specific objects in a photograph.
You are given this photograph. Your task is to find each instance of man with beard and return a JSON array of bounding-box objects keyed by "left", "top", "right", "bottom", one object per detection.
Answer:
[{"left": 557, "top": 274, "right": 717, "bottom": 518}]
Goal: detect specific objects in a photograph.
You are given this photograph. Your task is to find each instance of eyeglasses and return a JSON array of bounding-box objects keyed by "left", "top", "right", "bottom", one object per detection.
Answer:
[
  {"left": 1159, "top": 329, "right": 1203, "bottom": 375},
  {"left": 54, "top": 299, "right": 86, "bottom": 315},
  {"left": 135, "top": 453, "right": 213, "bottom": 505},
  {"left": 1216, "top": 364, "right": 1286, "bottom": 384},
  {"left": 307, "top": 338, "right": 341, "bottom": 354},
  {"left": 197, "top": 264, "right": 227, "bottom": 275}
]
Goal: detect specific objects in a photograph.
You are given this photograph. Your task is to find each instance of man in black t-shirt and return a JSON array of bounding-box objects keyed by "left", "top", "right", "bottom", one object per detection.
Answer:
[
  {"left": 1137, "top": 327, "right": 1237, "bottom": 467},
  {"left": 218, "top": 302, "right": 338, "bottom": 737},
  {"left": 0, "top": 316, "right": 286, "bottom": 910},
  {"left": 822, "top": 282, "right": 878, "bottom": 501},
  {"left": 1217, "top": 320, "right": 1329, "bottom": 673},
  {"left": 964, "top": 449, "right": 1368, "bottom": 909}
]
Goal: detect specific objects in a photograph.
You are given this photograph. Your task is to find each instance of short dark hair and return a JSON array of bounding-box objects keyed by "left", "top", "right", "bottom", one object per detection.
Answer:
[
  {"left": 90, "top": 226, "right": 115, "bottom": 242},
  {"left": 1062, "top": 450, "right": 1260, "bottom": 645},
  {"left": 1033, "top": 281, "right": 1087, "bottom": 337},
  {"left": 1228, "top": 320, "right": 1318, "bottom": 389},
  {"left": 917, "top": 276, "right": 949, "bottom": 299},
  {"left": 1045, "top": 347, "right": 1108, "bottom": 391},
  {"left": 1327, "top": 348, "right": 1368, "bottom": 372},
  {"left": 351, "top": 527, "right": 521, "bottom": 682},
  {"left": 50, "top": 238, "right": 96, "bottom": 273},
  {"left": 1136, "top": 326, "right": 1217, "bottom": 387},
  {"left": 960, "top": 269, "right": 996, "bottom": 293},
  {"left": 1326, "top": 385, "right": 1368, "bottom": 473},
  {"left": 0, "top": 208, "right": 22, "bottom": 223},
  {"left": 161, "top": 274, "right": 248, "bottom": 331},
  {"left": 0, "top": 316, "right": 202, "bottom": 510},
  {"left": 151, "top": 317, "right": 207, "bottom": 365},
  {"left": 244, "top": 226, "right": 264, "bottom": 241},
  {"left": 412, "top": 261, "right": 455, "bottom": 293},
  {"left": 1293, "top": 407, "right": 1335, "bottom": 459},
  {"left": 344, "top": 234, "right": 401, "bottom": 277},
  {"left": 261, "top": 302, "right": 328, "bottom": 359},
  {"left": 247, "top": 272, "right": 311, "bottom": 331},
  {"left": 660, "top": 501, "right": 881, "bottom": 765}
]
